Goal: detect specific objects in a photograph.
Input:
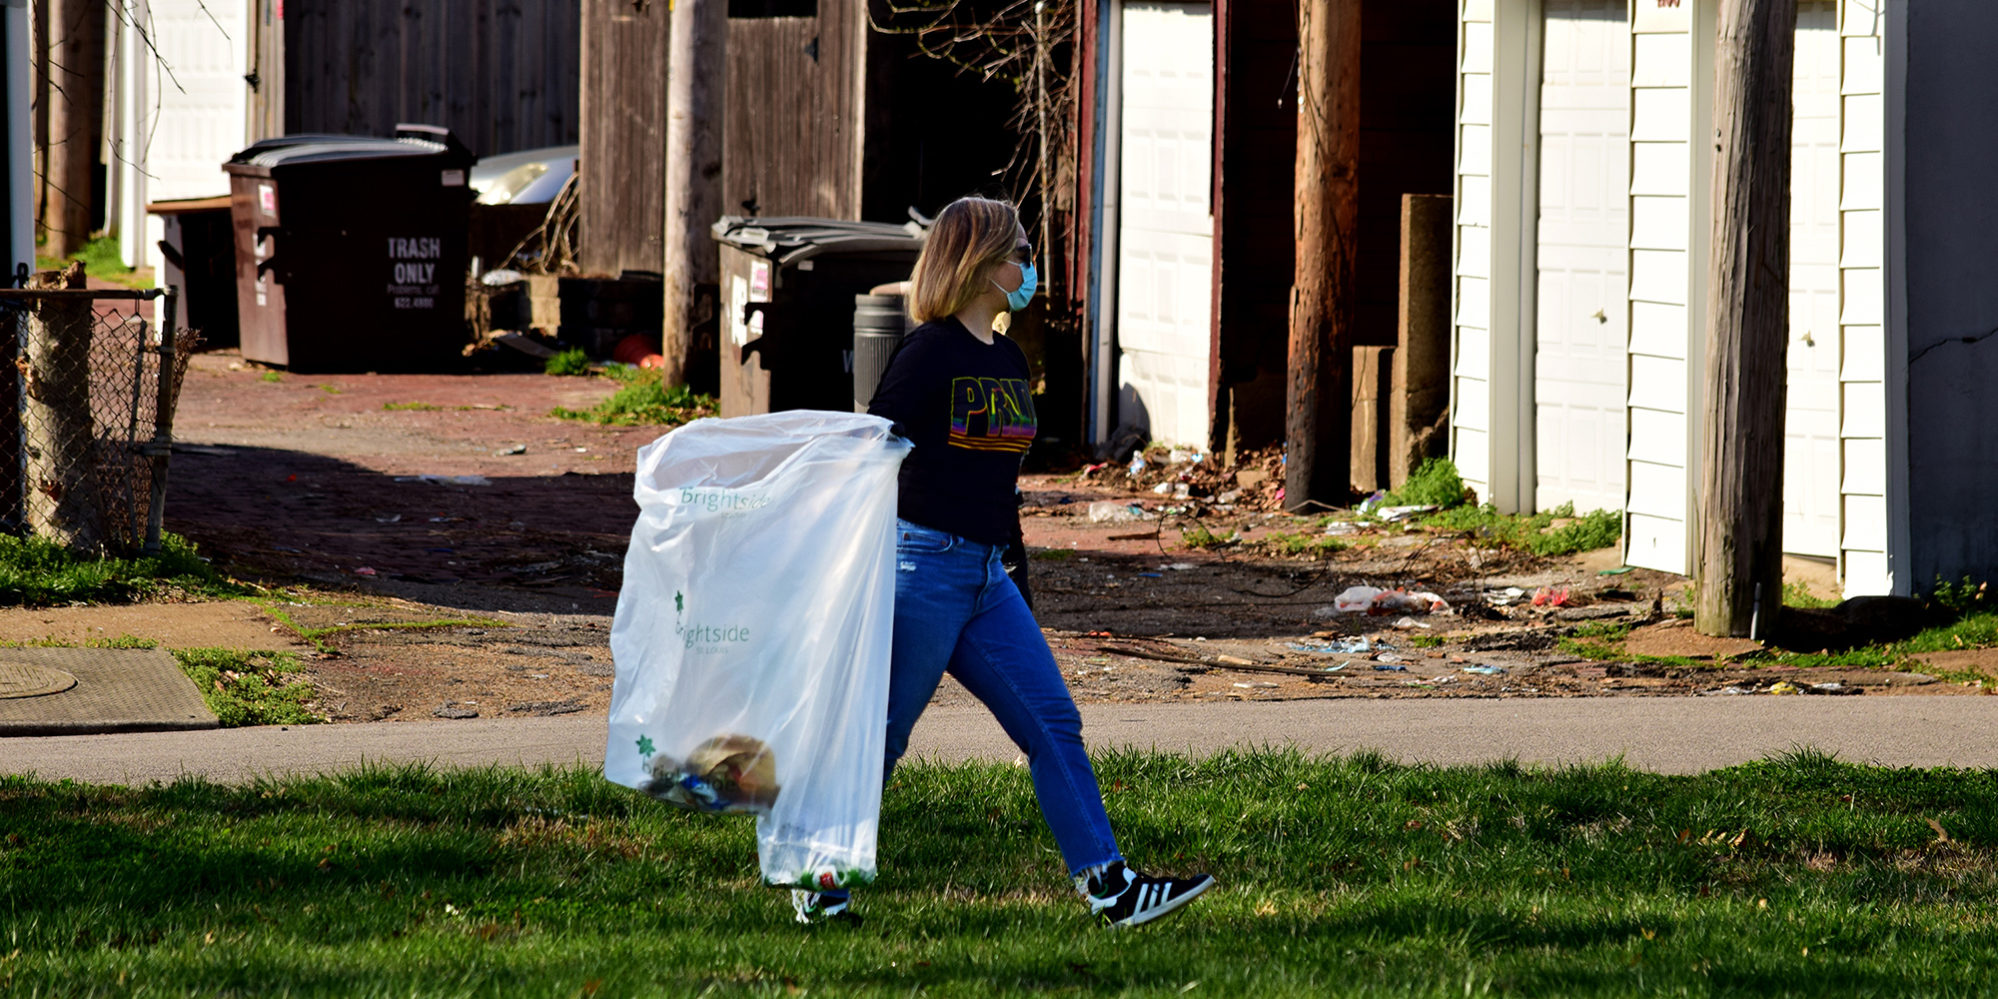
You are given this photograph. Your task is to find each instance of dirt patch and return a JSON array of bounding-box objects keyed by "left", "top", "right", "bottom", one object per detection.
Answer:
[
  {"left": 1623, "top": 618, "right": 1763, "bottom": 660},
  {"left": 30, "top": 352, "right": 1961, "bottom": 724},
  {"left": 0, "top": 601, "right": 302, "bottom": 652}
]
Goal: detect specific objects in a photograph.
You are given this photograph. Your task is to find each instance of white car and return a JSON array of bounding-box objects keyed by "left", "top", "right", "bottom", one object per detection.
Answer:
[{"left": 470, "top": 145, "right": 578, "bottom": 206}]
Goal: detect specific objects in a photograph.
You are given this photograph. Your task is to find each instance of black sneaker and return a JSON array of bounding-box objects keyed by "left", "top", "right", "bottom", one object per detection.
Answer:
[
  {"left": 791, "top": 889, "right": 861, "bottom": 927},
  {"left": 1081, "top": 861, "right": 1215, "bottom": 927}
]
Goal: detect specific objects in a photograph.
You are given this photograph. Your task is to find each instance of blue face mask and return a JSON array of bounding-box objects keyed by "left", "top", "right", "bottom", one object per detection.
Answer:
[{"left": 992, "top": 261, "right": 1037, "bottom": 312}]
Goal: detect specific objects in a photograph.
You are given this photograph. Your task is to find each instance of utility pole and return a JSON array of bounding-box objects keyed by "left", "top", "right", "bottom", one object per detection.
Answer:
[
  {"left": 44, "top": 0, "right": 106, "bottom": 260},
  {"left": 1285, "top": 0, "right": 1359, "bottom": 511},
  {"left": 1695, "top": 0, "right": 1794, "bottom": 638},
  {"left": 662, "top": 0, "right": 727, "bottom": 389}
]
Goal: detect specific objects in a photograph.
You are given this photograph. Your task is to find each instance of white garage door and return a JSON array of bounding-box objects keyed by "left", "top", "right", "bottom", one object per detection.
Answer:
[
  {"left": 1783, "top": 2, "right": 1841, "bottom": 558},
  {"left": 1533, "top": 0, "right": 1630, "bottom": 516},
  {"left": 1115, "top": 2, "right": 1214, "bottom": 448}
]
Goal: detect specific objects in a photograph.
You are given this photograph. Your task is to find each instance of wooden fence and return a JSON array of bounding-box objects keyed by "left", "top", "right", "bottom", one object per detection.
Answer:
[{"left": 283, "top": 0, "right": 580, "bottom": 157}]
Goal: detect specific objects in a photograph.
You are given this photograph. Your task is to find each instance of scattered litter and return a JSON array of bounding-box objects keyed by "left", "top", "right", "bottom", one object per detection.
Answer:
[
  {"left": 1088, "top": 501, "right": 1152, "bottom": 524},
  {"left": 1531, "top": 586, "right": 1572, "bottom": 608},
  {"left": 1428, "top": 675, "right": 1458, "bottom": 685},
  {"left": 1333, "top": 586, "right": 1453, "bottom": 615},
  {"left": 574, "top": 447, "right": 590, "bottom": 453},
  {"left": 497, "top": 444, "right": 527, "bottom": 456},
  {"left": 1231, "top": 681, "right": 1279, "bottom": 689},
  {"left": 1461, "top": 666, "right": 1507, "bottom": 675},
  {"left": 1375, "top": 505, "right": 1438, "bottom": 522},
  {"left": 1392, "top": 616, "right": 1432, "bottom": 630},
  {"left": 375, "top": 514, "right": 402, "bottom": 524},
  {"left": 1128, "top": 455, "right": 1147, "bottom": 475},
  {"left": 1375, "top": 652, "right": 1405, "bottom": 664},
  {"left": 1701, "top": 686, "right": 1753, "bottom": 696},
  {"left": 1322, "top": 663, "right": 1348, "bottom": 672},
  {"left": 1598, "top": 566, "right": 1636, "bottom": 576},
  {"left": 1288, "top": 638, "right": 1376, "bottom": 656},
  {"left": 396, "top": 474, "right": 493, "bottom": 487},
  {"left": 1136, "top": 572, "right": 1164, "bottom": 578},
  {"left": 1322, "top": 521, "right": 1356, "bottom": 536},
  {"left": 1356, "top": 491, "right": 1387, "bottom": 514},
  {"left": 1810, "top": 682, "right": 1853, "bottom": 694},
  {"left": 1168, "top": 449, "right": 1203, "bottom": 464},
  {"left": 1152, "top": 482, "right": 1173, "bottom": 494},
  {"left": 1372, "top": 663, "right": 1409, "bottom": 672},
  {"left": 1769, "top": 681, "right": 1803, "bottom": 696},
  {"left": 481, "top": 268, "right": 524, "bottom": 285},
  {"left": 1216, "top": 490, "right": 1243, "bottom": 504},
  {"left": 1166, "top": 563, "right": 1197, "bottom": 571},
  {"left": 1485, "top": 587, "right": 1529, "bottom": 607},
  {"left": 354, "top": 567, "right": 378, "bottom": 576}
]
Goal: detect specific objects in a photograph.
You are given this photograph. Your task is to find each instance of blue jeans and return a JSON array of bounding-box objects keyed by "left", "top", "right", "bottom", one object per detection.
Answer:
[{"left": 883, "top": 518, "right": 1123, "bottom": 875}]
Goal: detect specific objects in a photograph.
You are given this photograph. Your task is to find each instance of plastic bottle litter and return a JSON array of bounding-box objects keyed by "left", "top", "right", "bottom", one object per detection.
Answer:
[
  {"left": 1392, "top": 616, "right": 1432, "bottom": 630},
  {"left": 1128, "top": 455, "right": 1147, "bottom": 475},
  {"left": 1461, "top": 665, "right": 1506, "bottom": 675},
  {"left": 1288, "top": 638, "right": 1376, "bottom": 656},
  {"left": 1088, "top": 501, "right": 1153, "bottom": 524},
  {"left": 1322, "top": 521, "right": 1356, "bottom": 536}
]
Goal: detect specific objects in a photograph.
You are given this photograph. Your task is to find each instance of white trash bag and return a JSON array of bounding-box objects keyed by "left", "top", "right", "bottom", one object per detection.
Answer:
[{"left": 605, "top": 411, "right": 911, "bottom": 891}]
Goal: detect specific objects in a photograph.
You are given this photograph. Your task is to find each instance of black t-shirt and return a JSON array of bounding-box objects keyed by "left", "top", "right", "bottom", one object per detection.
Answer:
[{"left": 867, "top": 317, "right": 1036, "bottom": 546}]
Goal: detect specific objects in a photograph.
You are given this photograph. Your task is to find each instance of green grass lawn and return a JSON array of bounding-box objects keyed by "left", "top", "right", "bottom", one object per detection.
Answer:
[{"left": 5, "top": 750, "right": 1998, "bottom": 997}]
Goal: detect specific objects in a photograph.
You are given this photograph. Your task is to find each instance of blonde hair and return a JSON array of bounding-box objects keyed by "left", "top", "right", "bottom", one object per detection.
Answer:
[{"left": 908, "top": 197, "right": 1021, "bottom": 323}]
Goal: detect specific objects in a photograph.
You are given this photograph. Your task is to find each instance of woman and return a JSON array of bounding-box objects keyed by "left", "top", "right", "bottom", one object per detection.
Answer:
[{"left": 792, "top": 196, "right": 1214, "bottom": 928}]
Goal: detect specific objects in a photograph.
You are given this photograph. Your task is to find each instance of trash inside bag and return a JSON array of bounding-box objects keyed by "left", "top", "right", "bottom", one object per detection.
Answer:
[{"left": 605, "top": 411, "right": 911, "bottom": 890}]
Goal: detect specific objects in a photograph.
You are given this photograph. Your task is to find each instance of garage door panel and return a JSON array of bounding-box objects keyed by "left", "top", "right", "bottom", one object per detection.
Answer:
[
  {"left": 1116, "top": 1, "right": 1215, "bottom": 448},
  {"left": 1783, "top": 1, "right": 1841, "bottom": 557},
  {"left": 1533, "top": 0, "right": 1630, "bottom": 517}
]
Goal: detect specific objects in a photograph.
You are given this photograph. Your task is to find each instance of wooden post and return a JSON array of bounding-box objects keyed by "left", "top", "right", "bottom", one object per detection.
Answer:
[
  {"left": 1391, "top": 193, "right": 1453, "bottom": 487},
  {"left": 662, "top": 0, "right": 727, "bottom": 389},
  {"left": 43, "top": 0, "right": 106, "bottom": 260},
  {"left": 24, "top": 262, "right": 105, "bottom": 552},
  {"left": 1695, "top": 0, "right": 1794, "bottom": 638},
  {"left": 1285, "top": 0, "right": 1360, "bottom": 511}
]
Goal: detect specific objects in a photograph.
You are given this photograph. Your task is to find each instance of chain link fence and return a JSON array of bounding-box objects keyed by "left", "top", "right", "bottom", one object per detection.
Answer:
[{"left": 0, "top": 278, "right": 194, "bottom": 555}]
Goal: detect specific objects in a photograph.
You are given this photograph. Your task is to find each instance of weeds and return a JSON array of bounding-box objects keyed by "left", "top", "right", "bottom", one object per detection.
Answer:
[
  {"left": 550, "top": 367, "right": 716, "bottom": 427},
  {"left": 1407, "top": 634, "right": 1448, "bottom": 649},
  {"left": 37, "top": 236, "right": 151, "bottom": 289},
  {"left": 544, "top": 348, "right": 594, "bottom": 376},
  {"left": 256, "top": 602, "right": 509, "bottom": 654},
  {"left": 1384, "top": 457, "right": 1470, "bottom": 510},
  {"left": 1180, "top": 526, "right": 1238, "bottom": 550},
  {"left": 1782, "top": 581, "right": 1839, "bottom": 609},
  {"left": 170, "top": 648, "right": 323, "bottom": 727},
  {"left": 0, "top": 533, "right": 246, "bottom": 607},
  {"left": 382, "top": 401, "right": 442, "bottom": 412},
  {"left": 1257, "top": 531, "right": 1346, "bottom": 557},
  {"left": 1420, "top": 502, "right": 1621, "bottom": 557},
  {"left": 259, "top": 370, "right": 282, "bottom": 384}
]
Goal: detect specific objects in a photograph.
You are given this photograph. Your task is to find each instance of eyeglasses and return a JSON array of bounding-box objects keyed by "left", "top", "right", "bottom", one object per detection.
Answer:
[{"left": 1010, "top": 244, "right": 1034, "bottom": 264}]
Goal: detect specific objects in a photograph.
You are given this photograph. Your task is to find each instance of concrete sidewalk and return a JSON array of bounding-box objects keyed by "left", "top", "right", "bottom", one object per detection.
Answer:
[{"left": 7, "top": 697, "right": 1998, "bottom": 785}]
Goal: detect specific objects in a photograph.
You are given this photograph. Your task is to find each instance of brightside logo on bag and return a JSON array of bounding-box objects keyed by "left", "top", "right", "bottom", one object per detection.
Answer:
[
  {"left": 673, "top": 486, "right": 773, "bottom": 515},
  {"left": 674, "top": 590, "right": 754, "bottom": 653}
]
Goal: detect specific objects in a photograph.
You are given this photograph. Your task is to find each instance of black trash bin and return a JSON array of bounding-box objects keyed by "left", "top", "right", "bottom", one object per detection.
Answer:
[
  {"left": 711, "top": 217, "right": 926, "bottom": 417},
  {"left": 225, "top": 125, "right": 476, "bottom": 372}
]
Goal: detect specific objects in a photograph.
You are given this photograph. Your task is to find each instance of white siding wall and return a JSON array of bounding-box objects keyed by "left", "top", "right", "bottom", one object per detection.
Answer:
[
  {"left": 1838, "top": 0, "right": 1890, "bottom": 594},
  {"left": 1453, "top": 0, "right": 1499, "bottom": 502},
  {"left": 1622, "top": 1, "right": 1693, "bottom": 573}
]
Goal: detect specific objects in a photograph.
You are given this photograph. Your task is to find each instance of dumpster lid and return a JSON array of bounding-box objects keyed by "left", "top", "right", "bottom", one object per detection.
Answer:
[
  {"left": 227, "top": 125, "right": 475, "bottom": 171},
  {"left": 711, "top": 216, "right": 926, "bottom": 265}
]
